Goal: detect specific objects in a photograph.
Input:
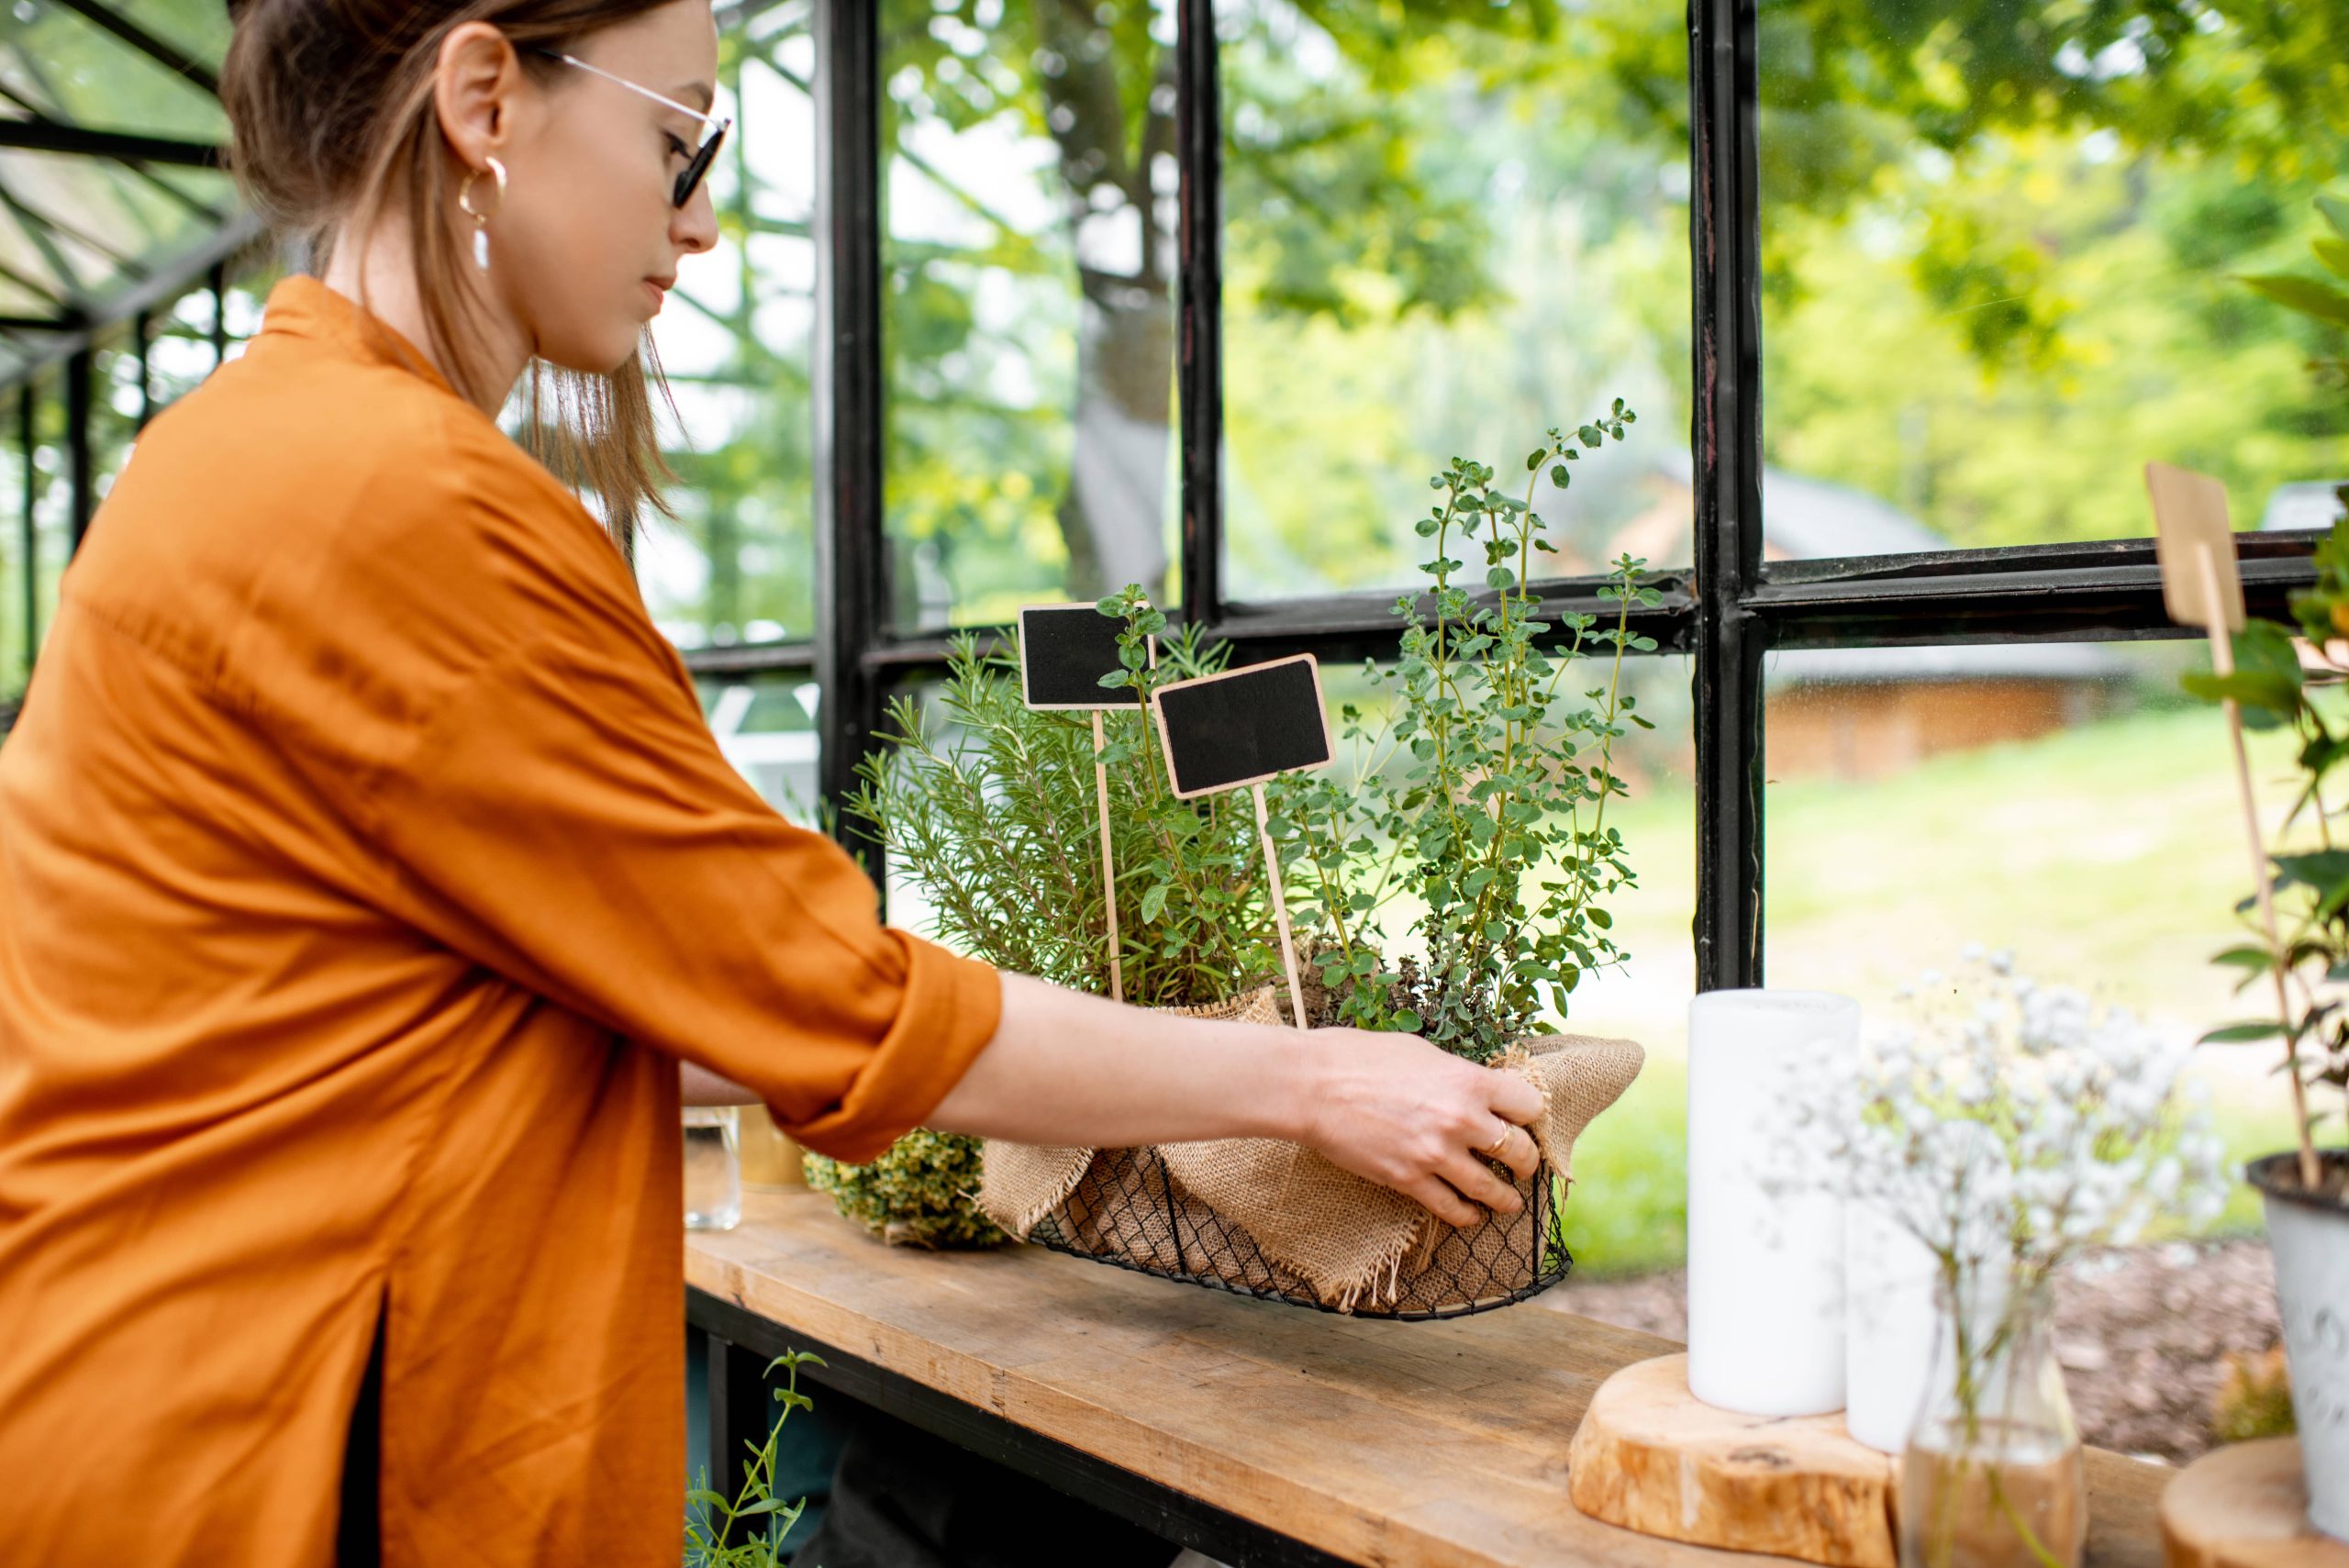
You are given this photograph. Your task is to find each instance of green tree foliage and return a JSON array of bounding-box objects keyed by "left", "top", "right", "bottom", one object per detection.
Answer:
[{"left": 654, "top": 1, "right": 2348, "bottom": 642}]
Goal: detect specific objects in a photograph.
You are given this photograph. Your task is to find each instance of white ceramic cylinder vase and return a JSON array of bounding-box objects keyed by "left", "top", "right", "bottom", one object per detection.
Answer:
[
  {"left": 1842, "top": 1198, "right": 1940, "bottom": 1452},
  {"left": 1686, "top": 988, "right": 1859, "bottom": 1417}
]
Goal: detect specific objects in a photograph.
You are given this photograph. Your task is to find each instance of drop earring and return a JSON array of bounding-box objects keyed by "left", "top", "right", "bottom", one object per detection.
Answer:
[{"left": 457, "top": 155, "right": 507, "bottom": 272}]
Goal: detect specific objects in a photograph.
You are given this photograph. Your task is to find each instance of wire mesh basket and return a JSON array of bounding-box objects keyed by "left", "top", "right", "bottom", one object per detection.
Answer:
[{"left": 1021, "top": 1143, "right": 1574, "bottom": 1321}]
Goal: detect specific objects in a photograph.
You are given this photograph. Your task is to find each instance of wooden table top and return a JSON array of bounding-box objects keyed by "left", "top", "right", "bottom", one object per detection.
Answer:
[{"left": 686, "top": 1191, "right": 2171, "bottom": 1568}]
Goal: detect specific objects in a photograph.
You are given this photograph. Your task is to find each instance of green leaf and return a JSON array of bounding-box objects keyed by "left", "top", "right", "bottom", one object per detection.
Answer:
[
  {"left": 1140, "top": 884, "right": 1171, "bottom": 923},
  {"left": 1393, "top": 1009, "right": 1423, "bottom": 1034},
  {"left": 2244, "top": 272, "right": 2349, "bottom": 328},
  {"left": 2200, "top": 1021, "right": 2287, "bottom": 1044},
  {"left": 1526, "top": 449, "right": 1547, "bottom": 472},
  {"left": 2210, "top": 944, "right": 2275, "bottom": 974},
  {"left": 2318, "top": 238, "right": 2349, "bottom": 282},
  {"left": 2320, "top": 193, "right": 2349, "bottom": 245},
  {"left": 2275, "top": 850, "right": 2349, "bottom": 902}
]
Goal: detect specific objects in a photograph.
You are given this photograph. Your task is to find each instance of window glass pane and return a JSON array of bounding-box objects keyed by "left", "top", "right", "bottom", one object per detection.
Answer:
[
  {"left": 1760, "top": 1, "right": 2349, "bottom": 556},
  {"left": 1217, "top": 1, "right": 1694, "bottom": 602},
  {"left": 880, "top": 0, "right": 1179, "bottom": 632},
  {"left": 644, "top": 7, "right": 818, "bottom": 651},
  {"left": 696, "top": 671, "right": 821, "bottom": 826},
  {"left": 0, "top": 6, "right": 226, "bottom": 141},
  {"left": 1763, "top": 640, "right": 2299, "bottom": 1235}
]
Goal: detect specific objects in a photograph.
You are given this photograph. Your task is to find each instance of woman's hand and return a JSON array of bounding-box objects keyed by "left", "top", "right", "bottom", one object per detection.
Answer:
[{"left": 1292, "top": 1028, "right": 1545, "bottom": 1228}]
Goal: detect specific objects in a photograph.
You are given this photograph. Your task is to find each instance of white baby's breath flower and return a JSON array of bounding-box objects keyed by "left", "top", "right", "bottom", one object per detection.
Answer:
[{"left": 1767, "top": 948, "right": 2230, "bottom": 1294}]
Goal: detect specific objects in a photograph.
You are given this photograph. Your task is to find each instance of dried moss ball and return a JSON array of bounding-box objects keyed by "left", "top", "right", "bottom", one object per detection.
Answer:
[{"left": 803, "top": 1129, "right": 1007, "bottom": 1250}]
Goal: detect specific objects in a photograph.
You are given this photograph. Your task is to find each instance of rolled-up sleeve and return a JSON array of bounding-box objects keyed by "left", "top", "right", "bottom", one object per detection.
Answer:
[{"left": 362, "top": 625, "right": 1001, "bottom": 1164}]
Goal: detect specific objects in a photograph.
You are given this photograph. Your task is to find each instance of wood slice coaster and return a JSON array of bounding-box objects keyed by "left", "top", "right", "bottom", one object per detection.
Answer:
[
  {"left": 1566, "top": 1352, "right": 1897, "bottom": 1568},
  {"left": 2161, "top": 1439, "right": 2349, "bottom": 1568}
]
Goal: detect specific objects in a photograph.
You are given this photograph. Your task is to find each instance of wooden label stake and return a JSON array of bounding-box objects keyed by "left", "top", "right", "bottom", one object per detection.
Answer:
[
  {"left": 1149, "top": 654, "right": 1334, "bottom": 1029},
  {"left": 2146, "top": 463, "right": 2322, "bottom": 1190},
  {"left": 1018, "top": 604, "right": 1154, "bottom": 1006}
]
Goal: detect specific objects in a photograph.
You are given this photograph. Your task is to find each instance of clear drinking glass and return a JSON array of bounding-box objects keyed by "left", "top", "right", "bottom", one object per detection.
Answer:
[
  {"left": 1900, "top": 1271, "right": 2087, "bottom": 1568},
  {"left": 683, "top": 1106, "right": 742, "bottom": 1231}
]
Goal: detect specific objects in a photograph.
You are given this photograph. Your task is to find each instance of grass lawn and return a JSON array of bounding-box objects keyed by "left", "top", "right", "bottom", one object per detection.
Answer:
[{"left": 1554, "top": 699, "right": 2319, "bottom": 1277}]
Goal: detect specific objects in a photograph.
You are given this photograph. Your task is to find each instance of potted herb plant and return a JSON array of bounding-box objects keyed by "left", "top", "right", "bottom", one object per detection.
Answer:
[{"left": 980, "top": 410, "right": 1652, "bottom": 1317}]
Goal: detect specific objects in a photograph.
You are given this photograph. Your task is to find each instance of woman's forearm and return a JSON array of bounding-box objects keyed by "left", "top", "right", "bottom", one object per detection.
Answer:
[
  {"left": 926, "top": 972, "right": 1322, "bottom": 1147},
  {"left": 929, "top": 972, "right": 1548, "bottom": 1227}
]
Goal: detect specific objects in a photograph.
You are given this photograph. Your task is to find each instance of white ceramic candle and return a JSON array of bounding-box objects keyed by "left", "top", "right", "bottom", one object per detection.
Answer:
[
  {"left": 1842, "top": 1197, "right": 1940, "bottom": 1451},
  {"left": 1686, "top": 988, "right": 1859, "bottom": 1416}
]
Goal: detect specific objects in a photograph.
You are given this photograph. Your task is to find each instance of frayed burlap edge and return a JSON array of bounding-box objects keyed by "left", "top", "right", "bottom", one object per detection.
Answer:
[
  {"left": 1160, "top": 1032, "right": 1644, "bottom": 1311},
  {"left": 978, "top": 987, "right": 1286, "bottom": 1237}
]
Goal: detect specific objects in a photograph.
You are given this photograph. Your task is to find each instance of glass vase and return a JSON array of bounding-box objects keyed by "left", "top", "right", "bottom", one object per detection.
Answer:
[
  {"left": 683, "top": 1106, "right": 742, "bottom": 1231},
  {"left": 1899, "top": 1269, "right": 2087, "bottom": 1568}
]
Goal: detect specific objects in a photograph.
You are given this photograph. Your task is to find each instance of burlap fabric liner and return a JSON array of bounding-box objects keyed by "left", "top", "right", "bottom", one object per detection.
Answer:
[{"left": 980, "top": 986, "right": 1645, "bottom": 1314}]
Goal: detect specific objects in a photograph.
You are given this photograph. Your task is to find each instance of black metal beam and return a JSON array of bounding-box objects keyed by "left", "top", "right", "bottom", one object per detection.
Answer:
[
  {"left": 1175, "top": 0, "right": 1222, "bottom": 627},
  {"left": 132, "top": 308, "right": 150, "bottom": 430},
  {"left": 1688, "top": 0, "right": 1764, "bottom": 993},
  {"left": 687, "top": 1287, "right": 1353, "bottom": 1568},
  {"left": 19, "top": 382, "right": 36, "bottom": 679},
  {"left": 208, "top": 260, "right": 227, "bottom": 367},
  {"left": 1751, "top": 548, "right": 2319, "bottom": 650},
  {"left": 62, "top": 347, "right": 91, "bottom": 551},
  {"left": 810, "top": 0, "right": 887, "bottom": 879},
  {"left": 0, "top": 314, "right": 72, "bottom": 333},
  {"left": 0, "top": 118, "right": 222, "bottom": 168},
  {"left": 680, "top": 639, "right": 817, "bottom": 677},
  {"left": 47, "top": 0, "right": 221, "bottom": 98}
]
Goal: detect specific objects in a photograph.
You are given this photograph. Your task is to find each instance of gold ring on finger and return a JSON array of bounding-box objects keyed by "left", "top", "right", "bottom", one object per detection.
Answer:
[{"left": 1481, "top": 1128, "right": 1510, "bottom": 1159}]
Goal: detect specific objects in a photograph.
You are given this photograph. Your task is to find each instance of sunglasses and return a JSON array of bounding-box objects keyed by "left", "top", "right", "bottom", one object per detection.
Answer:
[{"left": 526, "top": 45, "right": 731, "bottom": 209}]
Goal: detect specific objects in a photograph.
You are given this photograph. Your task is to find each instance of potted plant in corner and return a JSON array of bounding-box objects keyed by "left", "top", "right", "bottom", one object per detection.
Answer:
[
  {"left": 2180, "top": 190, "right": 2349, "bottom": 1539},
  {"left": 2189, "top": 534, "right": 2349, "bottom": 1540}
]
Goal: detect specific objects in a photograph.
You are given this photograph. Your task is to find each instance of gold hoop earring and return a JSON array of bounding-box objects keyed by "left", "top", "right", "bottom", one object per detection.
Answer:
[{"left": 457, "top": 155, "right": 507, "bottom": 272}]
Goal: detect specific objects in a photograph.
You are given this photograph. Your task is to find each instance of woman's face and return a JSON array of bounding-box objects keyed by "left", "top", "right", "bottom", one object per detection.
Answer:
[{"left": 491, "top": 0, "right": 721, "bottom": 373}]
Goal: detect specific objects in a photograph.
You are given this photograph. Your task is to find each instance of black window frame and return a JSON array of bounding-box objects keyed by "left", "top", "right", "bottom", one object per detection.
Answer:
[
  {"left": 11, "top": 0, "right": 2326, "bottom": 988},
  {"left": 686, "top": 0, "right": 2322, "bottom": 991}
]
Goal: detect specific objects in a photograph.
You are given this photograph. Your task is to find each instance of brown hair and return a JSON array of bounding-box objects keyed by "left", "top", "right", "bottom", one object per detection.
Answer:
[{"left": 219, "top": 0, "right": 682, "bottom": 536}]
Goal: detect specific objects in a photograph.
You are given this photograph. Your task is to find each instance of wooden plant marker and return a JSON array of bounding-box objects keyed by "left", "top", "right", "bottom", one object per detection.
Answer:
[
  {"left": 1149, "top": 654, "right": 1334, "bottom": 1029},
  {"left": 1019, "top": 604, "right": 1154, "bottom": 1006},
  {"left": 2145, "top": 463, "right": 2322, "bottom": 1190}
]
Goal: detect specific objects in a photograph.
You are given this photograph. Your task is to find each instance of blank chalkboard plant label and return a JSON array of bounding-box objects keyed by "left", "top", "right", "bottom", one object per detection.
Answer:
[
  {"left": 1283, "top": 400, "right": 1662, "bottom": 1066},
  {"left": 1146, "top": 654, "right": 1333, "bottom": 1025},
  {"left": 1017, "top": 603, "right": 1148, "bottom": 709}
]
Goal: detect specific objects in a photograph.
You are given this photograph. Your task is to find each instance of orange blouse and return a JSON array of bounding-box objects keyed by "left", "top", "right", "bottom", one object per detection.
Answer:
[{"left": 0, "top": 276, "right": 1001, "bottom": 1565}]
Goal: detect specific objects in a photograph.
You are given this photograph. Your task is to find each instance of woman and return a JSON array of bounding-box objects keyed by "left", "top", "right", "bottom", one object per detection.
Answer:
[{"left": 0, "top": 1, "right": 1546, "bottom": 1562}]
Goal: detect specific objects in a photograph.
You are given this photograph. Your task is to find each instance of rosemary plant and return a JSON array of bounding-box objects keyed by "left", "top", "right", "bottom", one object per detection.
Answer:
[{"left": 844, "top": 624, "right": 1282, "bottom": 1008}]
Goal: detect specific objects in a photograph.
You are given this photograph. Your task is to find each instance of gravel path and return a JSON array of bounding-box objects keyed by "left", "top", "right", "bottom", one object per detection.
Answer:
[{"left": 1542, "top": 1239, "right": 2282, "bottom": 1463}]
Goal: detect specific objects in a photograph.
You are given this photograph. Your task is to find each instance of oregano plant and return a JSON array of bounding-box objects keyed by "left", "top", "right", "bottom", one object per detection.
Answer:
[{"left": 1283, "top": 401, "right": 1658, "bottom": 1062}]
